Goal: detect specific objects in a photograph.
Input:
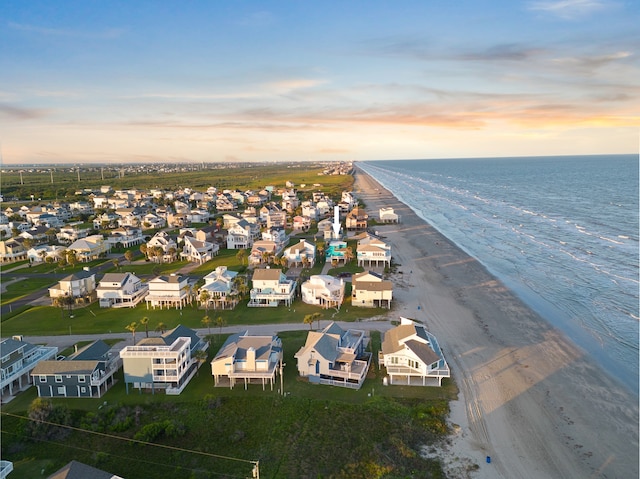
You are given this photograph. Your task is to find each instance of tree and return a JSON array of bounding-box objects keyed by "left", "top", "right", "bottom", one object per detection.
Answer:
[
  {"left": 216, "top": 216, "right": 224, "bottom": 229},
  {"left": 193, "top": 349, "right": 208, "bottom": 364},
  {"left": 236, "top": 248, "right": 247, "bottom": 266},
  {"left": 140, "top": 243, "right": 148, "bottom": 259},
  {"left": 311, "top": 312, "right": 322, "bottom": 328},
  {"left": 124, "top": 250, "right": 134, "bottom": 264},
  {"left": 45, "top": 227, "right": 57, "bottom": 242},
  {"left": 112, "top": 258, "right": 120, "bottom": 271},
  {"left": 66, "top": 250, "right": 78, "bottom": 267},
  {"left": 125, "top": 321, "right": 138, "bottom": 344},
  {"left": 155, "top": 322, "right": 167, "bottom": 335},
  {"left": 201, "top": 315, "right": 212, "bottom": 335},
  {"left": 215, "top": 316, "right": 226, "bottom": 341},
  {"left": 140, "top": 316, "right": 149, "bottom": 338},
  {"left": 199, "top": 289, "right": 211, "bottom": 313},
  {"left": 343, "top": 246, "right": 354, "bottom": 264},
  {"left": 303, "top": 314, "right": 315, "bottom": 330},
  {"left": 22, "top": 238, "right": 34, "bottom": 250}
]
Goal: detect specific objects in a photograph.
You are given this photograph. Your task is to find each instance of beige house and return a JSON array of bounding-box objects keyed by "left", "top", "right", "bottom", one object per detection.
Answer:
[
  {"left": 248, "top": 268, "right": 296, "bottom": 307},
  {"left": 0, "top": 239, "right": 27, "bottom": 263},
  {"left": 283, "top": 239, "right": 316, "bottom": 267},
  {"left": 351, "top": 271, "right": 393, "bottom": 309},
  {"left": 379, "top": 207, "right": 399, "bottom": 223},
  {"left": 49, "top": 270, "right": 97, "bottom": 305},
  {"left": 145, "top": 274, "right": 191, "bottom": 309},
  {"left": 294, "top": 322, "right": 370, "bottom": 389},
  {"left": 345, "top": 207, "right": 368, "bottom": 230},
  {"left": 68, "top": 235, "right": 110, "bottom": 262},
  {"left": 210, "top": 331, "right": 283, "bottom": 390},
  {"left": 379, "top": 317, "right": 450, "bottom": 386},
  {"left": 180, "top": 236, "right": 219, "bottom": 264},
  {"left": 356, "top": 234, "right": 391, "bottom": 268}
]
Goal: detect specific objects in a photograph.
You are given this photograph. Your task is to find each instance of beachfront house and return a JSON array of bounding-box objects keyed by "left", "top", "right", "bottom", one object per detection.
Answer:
[
  {"left": 210, "top": 331, "right": 283, "bottom": 390},
  {"left": 379, "top": 207, "right": 399, "bottom": 223},
  {"left": 248, "top": 268, "right": 296, "bottom": 307},
  {"left": 31, "top": 340, "right": 120, "bottom": 398},
  {"left": 96, "top": 272, "right": 148, "bottom": 308},
  {"left": 1, "top": 336, "right": 58, "bottom": 400},
  {"left": 294, "top": 322, "right": 371, "bottom": 389},
  {"left": 119, "top": 325, "right": 208, "bottom": 395},
  {"left": 351, "top": 271, "right": 393, "bottom": 309},
  {"left": 379, "top": 317, "right": 450, "bottom": 386},
  {"left": 345, "top": 207, "right": 368, "bottom": 231},
  {"left": 356, "top": 233, "right": 392, "bottom": 268},
  {"left": 300, "top": 275, "right": 345, "bottom": 309}
]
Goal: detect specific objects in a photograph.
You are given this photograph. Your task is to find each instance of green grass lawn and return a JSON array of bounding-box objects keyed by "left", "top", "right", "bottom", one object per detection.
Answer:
[
  {"left": 1, "top": 329, "right": 457, "bottom": 479},
  {"left": 0, "top": 277, "right": 57, "bottom": 305}
]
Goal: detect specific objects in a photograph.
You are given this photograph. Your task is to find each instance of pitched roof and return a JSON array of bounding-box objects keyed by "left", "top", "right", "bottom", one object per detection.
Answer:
[
  {"left": 46, "top": 460, "right": 121, "bottom": 479},
  {"left": 252, "top": 268, "right": 282, "bottom": 281},
  {"left": 67, "top": 340, "right": 111, "bottom": 361},
  {"left": 32, "top": 360, "right": 101, "bottom": 375}
]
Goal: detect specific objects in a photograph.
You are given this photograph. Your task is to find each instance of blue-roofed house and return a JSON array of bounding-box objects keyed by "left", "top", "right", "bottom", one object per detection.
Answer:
[
  {"left": 31, "top": 340, "right": 120, "bottom": 398},
  {"left": 294, "top": 322, "right": 371, "bottom": 389},
  {"left": 1, "top": 336, "right": 58, "bottom": 401}
]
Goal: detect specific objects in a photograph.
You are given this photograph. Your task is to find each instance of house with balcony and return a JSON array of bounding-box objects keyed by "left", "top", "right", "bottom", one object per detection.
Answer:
[
  {"left": 57, "top": 224, "right": 91, "bottom": 244},
  {"left": 68, "top": 235, "right": 110, "bottom": 262},
  {"left": 301, "top": 275, "right": 345, "bottom": 309},
  {"left": 27, "top": 244, "right": 65, "bottom": 264},
  {"left": 97, "top": 272, "right": 148, "bottom": 308},
  {"left": 106, "top": 226, "right": 144, "bottom": 248},
  {"left": 351, "top": 271, "right": 393, "bottom": 309},
  {"left": 211, "top": 331, "right": 283, "bottom": 390},
  {"left": 180, "top": 235, "right": 218, "bottom": 264},
  {"left": 294, "top": 322, "right": 370, "bottom": 389},
  {"left": 198, "top": 266, "right": 240, "bottom": 310},
  {"left": 145, "top": 274, "right": 191, "bottom": 309},
  {"left": 1, "top": 336, "right": 58, "bottom": 400},
  {"left": 292, "top": 215, "right": 312, "bottom": 232},
  {"left": 248, "top": 268, "right": 296, "bottom": 307},
  {"left": 345, "top": 207, "right": 368, "bottom": 231},
  {"left": 227, "top": 219, "right": 260, "bottom": 250},
  {"left": 31, "top": 340, "right": 120, "bottom": 398},
  {"left": 248, "top": 240, "right": 280, "bottom": 266},
  {"left": 379, "top": 317, "right": 450, "bottom": 386},
  {"left": 119, "top": 325, "right": 207, "bottom": 395},
  {"left": 146, "top": 231, "right": 178, "bottom": 263},
  {"left": 49, "top": 270, "right": 97, "bottom": 306},
  {"left": 356, "top": 234, "right": 391, "bottom": 268},
  {"left": 0, "top": 238, "right": 27, "bottom": 263},
  {"left": 283, "top": 239, "right": 316, "bottom": 267},
  {"left": 379, "top": 207, "right": 399, "bottom": 223}
]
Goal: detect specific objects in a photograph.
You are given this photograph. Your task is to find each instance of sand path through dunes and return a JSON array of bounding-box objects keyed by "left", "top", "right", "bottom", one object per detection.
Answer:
[{"left": 354, "top": 166, "right": 638, "bottom": 479}]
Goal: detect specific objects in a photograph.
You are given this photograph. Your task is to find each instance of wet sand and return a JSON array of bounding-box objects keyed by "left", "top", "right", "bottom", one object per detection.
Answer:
[{"left": 353, "top": 166, "right": 638, "bottom": 479}]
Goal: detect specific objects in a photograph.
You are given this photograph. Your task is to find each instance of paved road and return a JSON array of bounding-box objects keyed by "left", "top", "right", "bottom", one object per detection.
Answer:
[{"left": 22, "top": 319, "right": 395, "bottom": 352}]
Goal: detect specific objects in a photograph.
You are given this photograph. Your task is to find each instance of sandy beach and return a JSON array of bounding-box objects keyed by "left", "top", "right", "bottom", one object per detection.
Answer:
[{"left": 352, "top": 167, "right": 639, "bottom": 479}]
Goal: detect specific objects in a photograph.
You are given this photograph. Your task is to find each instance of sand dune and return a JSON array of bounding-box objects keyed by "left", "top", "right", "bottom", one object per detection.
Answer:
[{"left": 353, "top": 166, "right": 638, "bottom": 479}]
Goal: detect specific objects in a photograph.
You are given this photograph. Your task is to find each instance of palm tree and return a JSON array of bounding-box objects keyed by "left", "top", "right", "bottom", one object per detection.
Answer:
[
  {"left": 343, "top": 246, "right": 354, "bottom": 264},
  {"left": 140, "top": 243, "right": 148, "bottom": 259},
  {"left": 303, "top": 314, "right": 315, "bottom": 330},
  {"left": 125, "top": 321, "right": 138, "bottom": 344},
  {"left": 112, "top": 258, "right": 120, "bottom": 271},
  {"left": 155, "top": 322, "right": 167, "bottom": 335},
  {"left": 199, "top": 289, "right": 211, "bottom": 313},
  {"left": 124, "top": 250, "right": 134, "bottom": 264},
  {"left": 140, "top": 316, "right": 149, "bottom": 338},
  {"left": 215, "top": 316, "right": 226, "bottom": 341},
  {"left": 45, "top": 227, "right": 57, "bottom": 242},
  {"left": 201, "top": 315, "right": 213, "bottom": 335},
  {"left": 193, "top": 349, "right": 208, "bottom": 364},
  {"left": 236, "top": 248, "right": 247, "bottom": 266}
]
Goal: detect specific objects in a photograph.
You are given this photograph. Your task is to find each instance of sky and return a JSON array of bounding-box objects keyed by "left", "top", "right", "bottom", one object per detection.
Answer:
[{"left": 1, "top": 0, "right": 638, "bottom": 165}]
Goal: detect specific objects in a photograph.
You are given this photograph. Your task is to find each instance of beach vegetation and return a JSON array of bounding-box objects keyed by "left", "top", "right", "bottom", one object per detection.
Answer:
[{"left": 1, "top": 330, "right": 455, "bottom": 479}]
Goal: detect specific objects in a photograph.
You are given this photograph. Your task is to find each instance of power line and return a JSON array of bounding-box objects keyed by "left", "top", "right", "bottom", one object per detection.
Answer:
[
  {"left": 0, "top": 428, "right": 246, "bottom": 479},
  {"left": 1, "top": 411, "right": 258, "bottom": 468}
]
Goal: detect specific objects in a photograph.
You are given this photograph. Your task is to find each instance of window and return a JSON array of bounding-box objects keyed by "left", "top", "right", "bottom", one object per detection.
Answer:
[
  {"left": 80, "top": 387, "right": 86, "bottom": 393},
  {"left": 39, "top": 375, "right": 47, "bottom": 382},
  {"left": 78, "top": 376, "right": 86, "bottom": 383},
  {"left": 54, "top": 375, "right": 62, "bottom": 383},
  {"left": 57, "top": 386, "right": 65, "bottom": 395}
]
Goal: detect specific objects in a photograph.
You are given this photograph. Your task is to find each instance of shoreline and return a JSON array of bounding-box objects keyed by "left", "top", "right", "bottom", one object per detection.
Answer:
[{"left": 352, "top": 166, "right": 639, "bottom": 478}]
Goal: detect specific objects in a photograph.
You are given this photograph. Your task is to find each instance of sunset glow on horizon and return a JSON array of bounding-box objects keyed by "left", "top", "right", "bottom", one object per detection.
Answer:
[{"left": 1, "top": 1, "right": 638, "bottom": 165}]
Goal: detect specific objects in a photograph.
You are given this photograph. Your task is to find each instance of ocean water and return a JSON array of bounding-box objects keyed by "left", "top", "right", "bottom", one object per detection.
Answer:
[{"left": 359, "top": 155, "right": 639, "bottom": 393}]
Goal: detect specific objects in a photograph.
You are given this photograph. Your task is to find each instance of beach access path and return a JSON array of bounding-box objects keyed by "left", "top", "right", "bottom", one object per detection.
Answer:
[{"left": 353, "top": 166, "right": 638, "bottom": 479}]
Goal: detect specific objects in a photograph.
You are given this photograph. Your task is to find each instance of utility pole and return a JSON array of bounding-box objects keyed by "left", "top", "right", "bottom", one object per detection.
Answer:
[
  {"left": 51, "top": 170, "right": 54, "bottom": 184},
  {"left": 280, "top": 359, "right": 285, "bottom": 396},
  {"left": 77, "top": 167, "right": 80, "bottom": 182}
]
